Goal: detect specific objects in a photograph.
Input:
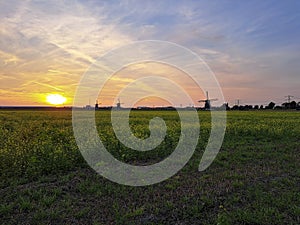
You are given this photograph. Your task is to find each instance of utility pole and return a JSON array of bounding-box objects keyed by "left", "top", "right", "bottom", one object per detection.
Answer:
[
  {"left": 235, "top": 99, "right": 241, "bottom": 106},
  {"left": 285, "top": 95, "right": 294, "bottom": 103}
]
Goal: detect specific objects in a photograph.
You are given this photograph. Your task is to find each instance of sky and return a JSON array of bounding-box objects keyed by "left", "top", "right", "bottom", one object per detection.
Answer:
[{"left": 0, "top": 0, "right": 300, "bottom": 107}]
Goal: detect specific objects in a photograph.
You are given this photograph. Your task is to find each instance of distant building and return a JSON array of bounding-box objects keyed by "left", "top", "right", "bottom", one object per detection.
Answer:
[{"left": 85, "top": 105, "right": 92, "bottom": 110}]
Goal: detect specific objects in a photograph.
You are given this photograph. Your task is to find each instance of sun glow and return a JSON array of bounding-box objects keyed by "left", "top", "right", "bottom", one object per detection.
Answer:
[{"left": 46, "top": 94, "right": 67, "bottom": 105}]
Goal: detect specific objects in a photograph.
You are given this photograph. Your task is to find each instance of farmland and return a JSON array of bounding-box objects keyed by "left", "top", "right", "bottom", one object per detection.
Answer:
[{"left": 0, "top": 110, "right": 299, "bottom": 224}]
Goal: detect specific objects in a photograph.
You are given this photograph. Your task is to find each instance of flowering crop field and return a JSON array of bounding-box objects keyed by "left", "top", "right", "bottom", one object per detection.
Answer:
[{"left": 0, "top": 110, "right": 299, "bottom": 224}]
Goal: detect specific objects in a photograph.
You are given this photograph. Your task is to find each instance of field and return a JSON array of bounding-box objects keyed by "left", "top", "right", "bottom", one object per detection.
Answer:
[{"left": 0, "top": 110, "right": 299, "bottom": 225}]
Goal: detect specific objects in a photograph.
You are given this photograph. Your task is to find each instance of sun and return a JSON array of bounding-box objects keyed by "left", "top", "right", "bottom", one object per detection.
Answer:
[{"left": 46, "top": 94, "right": 67, "bottom": 105}]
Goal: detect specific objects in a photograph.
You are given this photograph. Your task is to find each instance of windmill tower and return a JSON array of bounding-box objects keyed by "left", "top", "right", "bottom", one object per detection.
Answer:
[
  {"left": 116, "top": 98, "right": 124, "bottom": 110},
  {"left": 198, "top": 91, "right": 218, "bottom": 110},
  {"left": 95, "top": 99, "right": 101, "bottom": 109}
]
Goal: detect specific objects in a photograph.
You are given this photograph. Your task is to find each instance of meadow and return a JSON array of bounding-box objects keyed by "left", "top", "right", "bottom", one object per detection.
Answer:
[{"left": 0, "top": 110, "right": 299, "bottom": 225}]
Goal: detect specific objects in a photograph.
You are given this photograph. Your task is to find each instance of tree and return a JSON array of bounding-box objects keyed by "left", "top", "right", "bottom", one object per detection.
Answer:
[
  {"left": 290, "top": 101, "right": 297, "bottom": 109},
  {"left": 231, "top": 105, "right": 239, "bottom": 110},
  {"left": 266, "top": 102, "right": 275, "bottom": 109}
]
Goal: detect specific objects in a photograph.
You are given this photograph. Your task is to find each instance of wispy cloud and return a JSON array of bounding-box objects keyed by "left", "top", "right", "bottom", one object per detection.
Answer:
[
  {"left": 29, "top": 81, "right": 65, "bottom": 92},
  {"left": 0, "top": 0, "right": 299, "bottom": 106}
]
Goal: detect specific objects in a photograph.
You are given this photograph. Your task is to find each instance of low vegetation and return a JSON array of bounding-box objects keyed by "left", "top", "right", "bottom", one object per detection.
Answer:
[{"left": 0, "top": 110, "right": 299, "bottom": 224}]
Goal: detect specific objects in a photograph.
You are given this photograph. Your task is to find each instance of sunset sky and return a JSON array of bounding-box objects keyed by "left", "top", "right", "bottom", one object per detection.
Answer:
[{"left": 1, "top": 0, "right": 299, "bottom": 107}]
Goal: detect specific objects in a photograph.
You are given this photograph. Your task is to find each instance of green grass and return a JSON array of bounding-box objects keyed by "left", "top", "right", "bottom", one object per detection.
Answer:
[{"left": 0, "top": 110, "right": 299, "bottom": 224}]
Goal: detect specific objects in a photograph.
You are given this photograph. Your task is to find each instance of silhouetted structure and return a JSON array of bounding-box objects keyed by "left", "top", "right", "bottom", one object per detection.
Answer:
[
  {"left": 88, "top": 94, "right": 300, "bottom": 111},
  {"left": 232, "top": 105, "right": 239, "bottom": 110},
  {"left": 285, "top": 95, "right": 294, "bottom": 103},
  {"left": 198, "top": 91, "right": 218, "bottom": 110},
  {"left": 221, "top": 103, "right": 230, "bottom": 110},
  {"left": 283, "top": 101, "right": 297, "bottom": 109},
  {"left": 266, "top": 102, "right": 275, "bottom": 109},
  {"left": 116, "top": 98, "right": 124, "bottom": 110}
]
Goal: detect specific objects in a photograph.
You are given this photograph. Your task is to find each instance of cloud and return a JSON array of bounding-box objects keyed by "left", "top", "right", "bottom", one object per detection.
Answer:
[
  {"left": 0, "top": 0, "right": 299, "bottom": 106},
  {"left": 0, "top": 0, "right": 136, "bottom": 105}
]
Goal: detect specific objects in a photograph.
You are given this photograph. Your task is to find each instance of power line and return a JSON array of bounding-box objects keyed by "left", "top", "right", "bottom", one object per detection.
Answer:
[
  {"left": 285, "top": 95, "right": 294, "bottom": 103},
  {"left": 235, "top": 99, "right": 241, "bottom": 106}
]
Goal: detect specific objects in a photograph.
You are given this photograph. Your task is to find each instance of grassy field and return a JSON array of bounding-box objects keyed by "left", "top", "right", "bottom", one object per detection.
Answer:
[{"left": 0, "top": 110, "right": 299, "bottom": 224}]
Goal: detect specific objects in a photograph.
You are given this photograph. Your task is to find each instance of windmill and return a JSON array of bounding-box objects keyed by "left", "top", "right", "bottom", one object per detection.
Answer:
[
  {"left": 95, "top": 99, "right": 101, "bottom": 109},
  {"left": 198, "top": 91, "right": 218, "bottom": 110},
  {"left": 116, "top": 98, "right": 124, "bottom": 110}
]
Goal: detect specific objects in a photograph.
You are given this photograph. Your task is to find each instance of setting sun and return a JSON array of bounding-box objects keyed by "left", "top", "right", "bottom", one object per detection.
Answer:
[{"left": 46, "top": 94, "right": 67, "bottom": 105}]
